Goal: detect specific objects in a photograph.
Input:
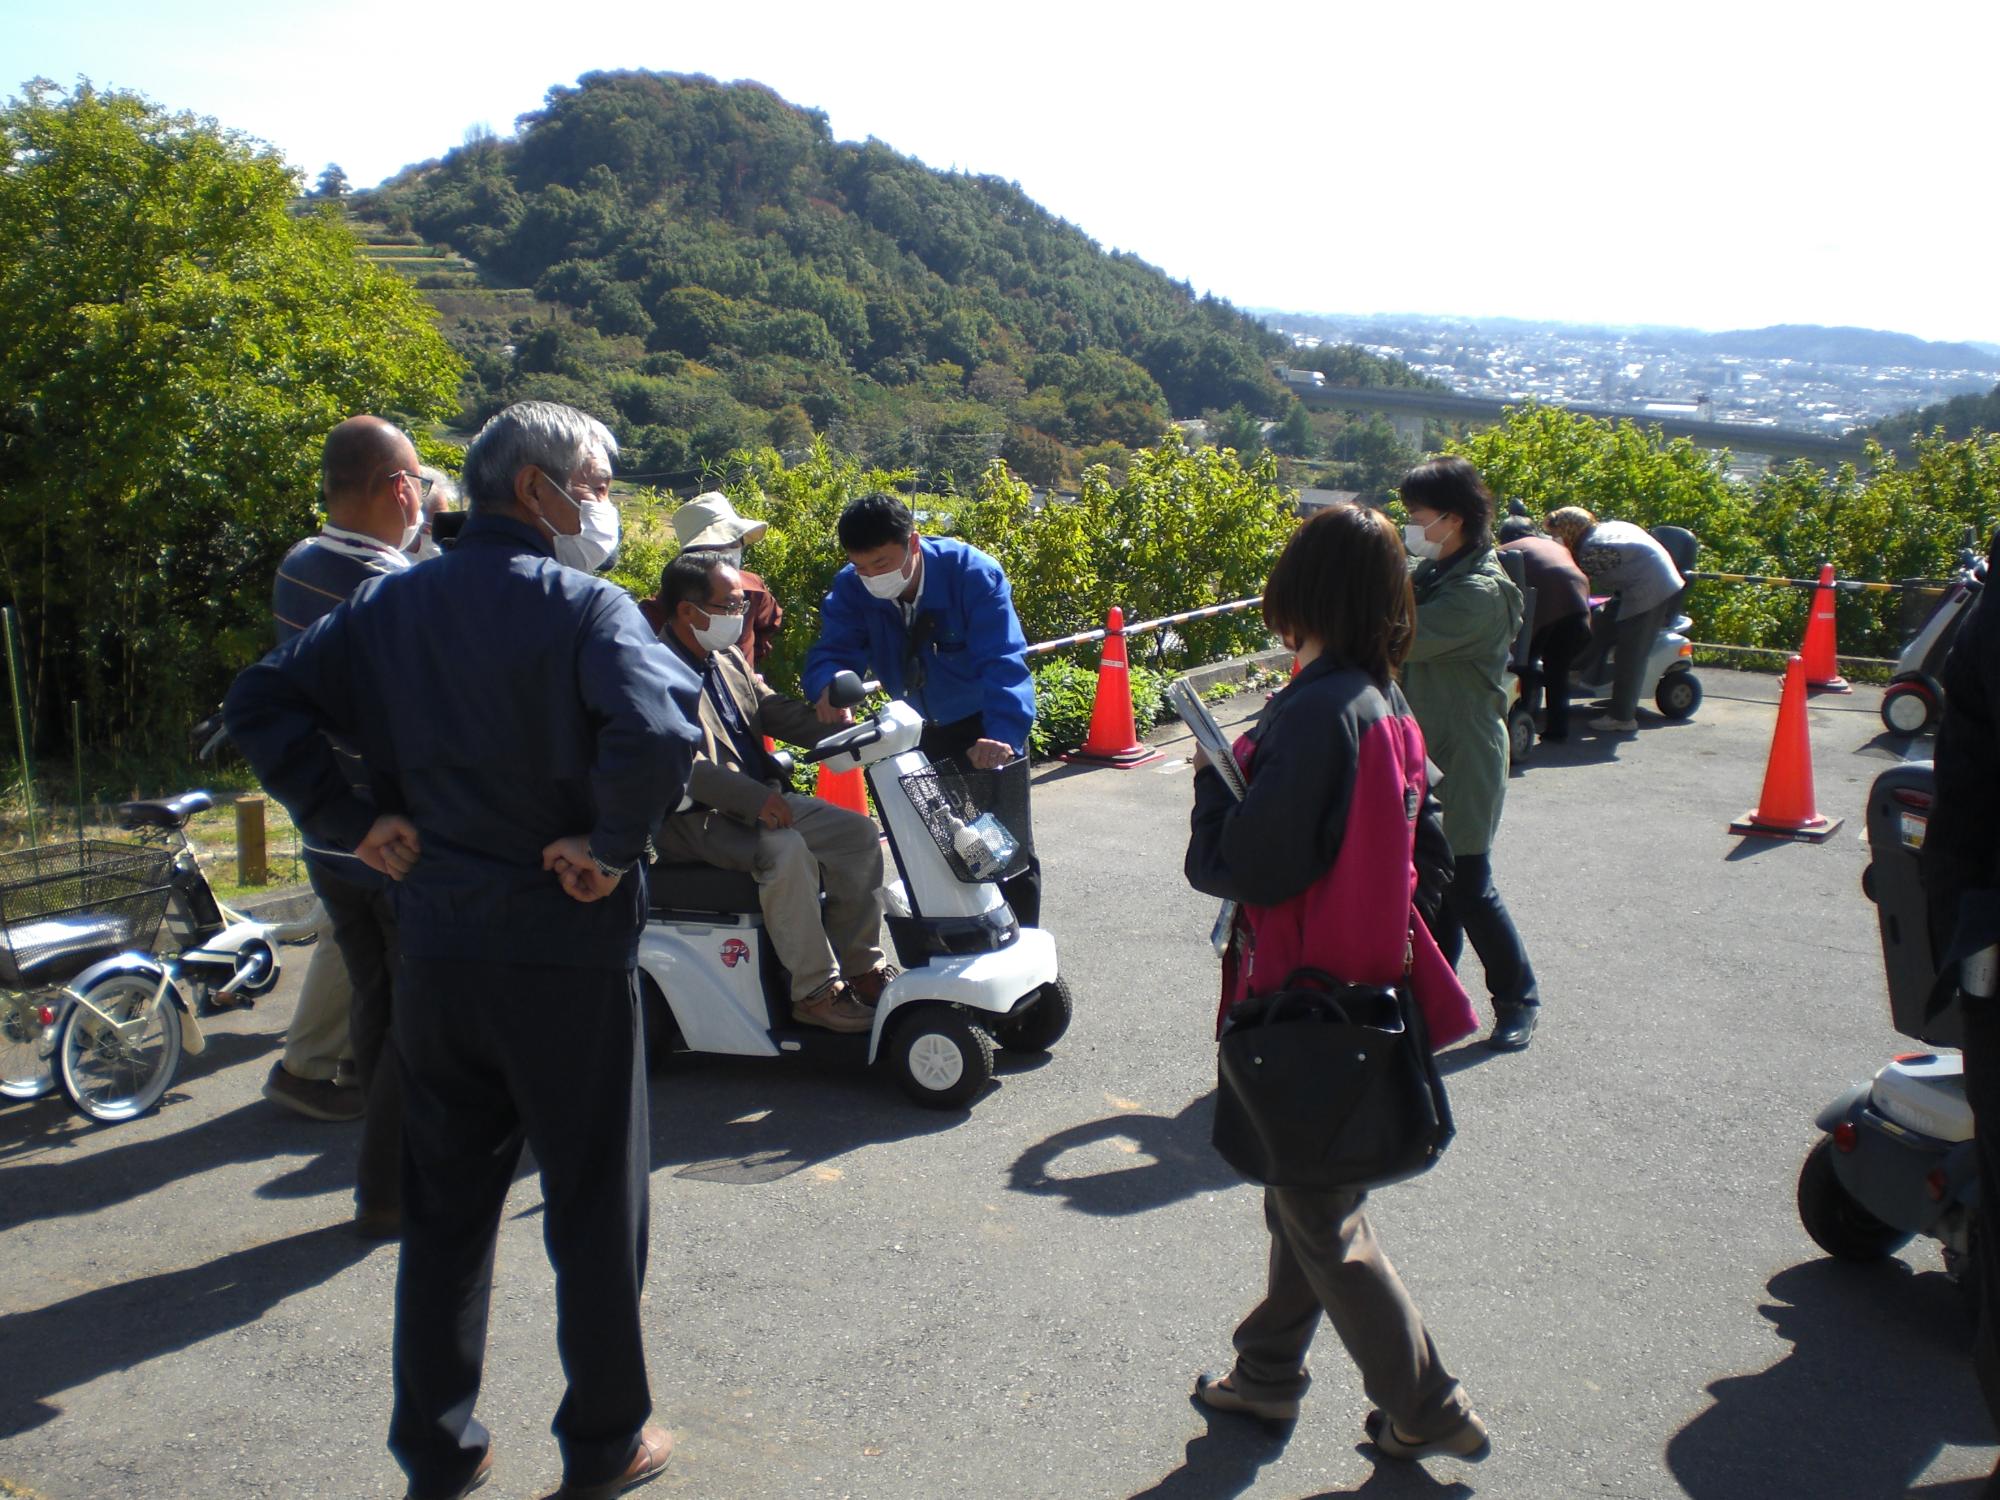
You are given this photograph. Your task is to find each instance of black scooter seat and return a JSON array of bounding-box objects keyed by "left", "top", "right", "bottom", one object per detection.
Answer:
[
  {"left": 648, "top": 861, "right": 761, "bottom": 916},
  {"left": 116, "top": 790, "right": 215, "bottom": 830}
]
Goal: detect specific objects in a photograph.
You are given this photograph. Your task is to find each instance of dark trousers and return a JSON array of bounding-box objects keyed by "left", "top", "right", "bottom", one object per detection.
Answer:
[
  {"left": 1432, "top": 852, "right": 1540, "bottom": 1011},
  {"left": 1609, "top": 599, "right": 1674, "bottom": 722},
  {"left": 1228, "top": 1187, "right": 1471, "bottom": 1438},
  {"left": 310, "top": 865, "right": 402, "bottom": 1213},
  {"left": 920, "top": 713, "right": 1042, "bottom": 928},
  {"left": 1964, "top": 999, "right": 2000, "bottom": 1463},
  {"left": 1528, "top": 613, "right": 1591, "bottom": 738},
  {"left": 388, "top": 958, "right": 651, "bottom": 1499}
]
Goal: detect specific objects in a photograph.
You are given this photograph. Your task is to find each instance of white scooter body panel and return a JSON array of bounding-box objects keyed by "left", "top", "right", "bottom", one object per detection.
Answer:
[
  {"left": 866, "top": 926, "right": 1058, "bottom": 1062},
  {"left": 1871, "top": 1053, "right": 1972, "bottom": 1142},
  {"left": 636, "top": 916, "right": 781, "bottom": 1058}
]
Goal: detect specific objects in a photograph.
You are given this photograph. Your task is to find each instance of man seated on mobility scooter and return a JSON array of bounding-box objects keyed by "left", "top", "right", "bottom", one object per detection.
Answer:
[{"left": 651, "top": 551, "right": 895, "bottom": 1034}]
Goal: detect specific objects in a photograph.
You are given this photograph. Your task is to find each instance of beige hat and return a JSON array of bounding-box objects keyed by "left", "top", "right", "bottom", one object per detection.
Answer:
[{"left": 673, "top": 492, "right": 767, "bottom": 550}]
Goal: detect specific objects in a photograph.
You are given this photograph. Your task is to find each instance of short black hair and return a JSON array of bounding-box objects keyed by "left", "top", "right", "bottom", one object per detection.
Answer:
[
  {"left": 661, "top": 551, "right": 729, "bottom": 614},
  {"left": 838, "top": 491, "right": 914, "bottom": 553},
  {"left": 1399, "top": 456, "right": 1494, "bottom": 550},
  {"left": 1262, "top": 504, "right": 1414, "bottom": 686}
]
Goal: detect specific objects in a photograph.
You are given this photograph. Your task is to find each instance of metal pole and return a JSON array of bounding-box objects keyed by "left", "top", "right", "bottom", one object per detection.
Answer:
[
  {"left": 3, "top": 608, "right": 39, "bottom": 847},
  {"left": 72, "top": 700, "right": 84, "bottom": 844}
]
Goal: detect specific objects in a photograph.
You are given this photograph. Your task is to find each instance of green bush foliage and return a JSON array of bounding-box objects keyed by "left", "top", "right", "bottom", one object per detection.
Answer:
[
  {"left": 607, "top": 432, "right": 1289, "bottom": 721},
  {"left": 1027, "top": 655, "right": 1169, "bottom": 759},
  {"left": 0, "top": 80, "right": 462, "bottom": 765}
]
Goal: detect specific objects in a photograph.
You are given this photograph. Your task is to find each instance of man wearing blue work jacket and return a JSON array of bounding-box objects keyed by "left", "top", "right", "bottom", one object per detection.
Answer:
[{"left": 802, "top": 492, "right": 1041, "bottom": 926}]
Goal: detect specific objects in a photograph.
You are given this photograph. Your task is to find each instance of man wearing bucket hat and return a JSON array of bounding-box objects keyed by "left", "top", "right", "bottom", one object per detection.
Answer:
[{"left": 640, "top": 492, "right": 784, "bottom": 671}]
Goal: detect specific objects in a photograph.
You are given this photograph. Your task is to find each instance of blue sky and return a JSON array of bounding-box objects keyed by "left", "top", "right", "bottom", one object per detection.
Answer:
[{"left": 16, "top": 0, "right": 2000, "bottom": 345}]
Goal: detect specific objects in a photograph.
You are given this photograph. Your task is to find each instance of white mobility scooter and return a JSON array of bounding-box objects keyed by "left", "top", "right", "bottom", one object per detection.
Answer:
[{"left": 636, "top": 673, "right": 1071, "bottom": 1109}]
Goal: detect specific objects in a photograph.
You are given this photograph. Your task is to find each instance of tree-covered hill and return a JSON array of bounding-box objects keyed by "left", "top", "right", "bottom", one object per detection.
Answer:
[
  {"left": 361, "top": 70, "right": 1291, "bottom": 487},
  {"left": 1870, "top": 381, "right": 2000, "bottom": 450}
]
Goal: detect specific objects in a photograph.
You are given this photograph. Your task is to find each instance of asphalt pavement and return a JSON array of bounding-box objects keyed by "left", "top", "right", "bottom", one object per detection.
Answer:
[{"left": 0, "top": 666, "right": 1993, "bottom": 1499}]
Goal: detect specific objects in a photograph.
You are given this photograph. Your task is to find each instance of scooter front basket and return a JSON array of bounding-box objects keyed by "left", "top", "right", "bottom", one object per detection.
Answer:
[{"left": 899, "top": 761, "right": 1034, "bottom": 884}]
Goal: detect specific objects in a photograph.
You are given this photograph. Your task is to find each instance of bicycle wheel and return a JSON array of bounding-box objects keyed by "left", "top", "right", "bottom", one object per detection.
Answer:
[
  {"left": 0, "top": 990, "right": 58, "bottom": 1099},
  {"left": 55, "top": 972, "right": 183, "bottom": 1123}
]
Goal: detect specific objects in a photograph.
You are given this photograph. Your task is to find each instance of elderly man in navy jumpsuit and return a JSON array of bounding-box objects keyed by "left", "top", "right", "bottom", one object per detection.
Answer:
[{"left": 227, "top": 401, "right": 701, "bottom": 1500}]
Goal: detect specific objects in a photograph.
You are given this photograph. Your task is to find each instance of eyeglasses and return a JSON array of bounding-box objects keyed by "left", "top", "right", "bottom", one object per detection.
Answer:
[
  {"left": 701, "top": 598, "right": 750, "bottom": 616},
  {"left": 389, "top": 470, "right": 435, "bottom": 500}
]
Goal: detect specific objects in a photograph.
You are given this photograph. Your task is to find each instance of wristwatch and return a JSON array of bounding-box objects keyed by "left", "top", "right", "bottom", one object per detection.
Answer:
[{"left": 589, "top": 846, "right": 633, "bottom": 882}]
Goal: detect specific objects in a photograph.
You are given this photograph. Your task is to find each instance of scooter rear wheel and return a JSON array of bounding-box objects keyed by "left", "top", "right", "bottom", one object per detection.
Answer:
[
  {"left": 1797, "top": 1136, "right": 1911, "bottom": 1261},
  {"left": 993, "top": 977, "right": 1073, "bottom": 1054}
]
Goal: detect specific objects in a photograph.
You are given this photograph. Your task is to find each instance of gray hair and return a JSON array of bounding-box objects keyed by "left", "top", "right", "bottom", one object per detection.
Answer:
[{"left": 462, "top": 401, "right": 618, "bottom": 514}]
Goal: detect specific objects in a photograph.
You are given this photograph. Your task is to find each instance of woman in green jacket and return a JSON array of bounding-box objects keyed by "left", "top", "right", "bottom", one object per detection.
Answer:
[{"left": 1399, "top": 457, "right": 1543, "bottom": 1051}]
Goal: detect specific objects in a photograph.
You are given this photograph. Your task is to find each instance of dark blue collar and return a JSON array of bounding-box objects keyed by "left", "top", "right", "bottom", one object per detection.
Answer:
[{"left": 457, "top": 512, "right": 556, "bottom": 558}]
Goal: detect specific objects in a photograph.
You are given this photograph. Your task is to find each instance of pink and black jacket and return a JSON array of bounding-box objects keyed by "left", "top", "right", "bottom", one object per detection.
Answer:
[{"left": 1185, "top": 655, "right": 1475, "bottom": 1048}]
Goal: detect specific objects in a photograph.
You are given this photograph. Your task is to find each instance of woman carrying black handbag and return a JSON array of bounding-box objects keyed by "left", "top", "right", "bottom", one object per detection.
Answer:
[{"left": 1183, "top": 502, "right": 1490, "bottom": 1464}]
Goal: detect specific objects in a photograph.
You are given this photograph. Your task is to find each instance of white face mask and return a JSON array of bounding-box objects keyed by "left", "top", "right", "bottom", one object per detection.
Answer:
[
  {"left": 859, "top": 549, "right": 915, "bottom": 601},
  {"left": 690, "top": 607, "right": 745, "bottom": 653},
  {"left": 540, "top": 473, "right": 620, "bottom": 573},
  {"left": 1404, "top": 521, "right": 1444, "bottom": 561}
]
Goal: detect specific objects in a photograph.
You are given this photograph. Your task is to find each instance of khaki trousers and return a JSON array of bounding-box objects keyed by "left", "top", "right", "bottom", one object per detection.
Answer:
[
  {"left": 280, "top": 902, "right": 353, "bottom": 1081},
  {"left": 1228, "top": 1186, "right": 1472, "bottom": 1439},
  {"left": 655, "top": 795, "right": 886, "bottom": 1002}
]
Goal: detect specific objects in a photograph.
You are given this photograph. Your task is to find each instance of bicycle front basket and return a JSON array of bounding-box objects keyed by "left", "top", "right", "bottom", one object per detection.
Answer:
[{"left": 0, "top": 839, "right": 176, "bottom": 982}]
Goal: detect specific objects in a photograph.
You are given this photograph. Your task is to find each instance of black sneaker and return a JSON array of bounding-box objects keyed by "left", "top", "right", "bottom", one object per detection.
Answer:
[{"left": 262, "top": 1061, "right": 364, "bottom": 1122}]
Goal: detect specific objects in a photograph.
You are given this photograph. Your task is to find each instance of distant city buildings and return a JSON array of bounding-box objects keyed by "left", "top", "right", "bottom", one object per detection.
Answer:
[{"left": 1272, "top": 318, "right": 1998, "bottom": 437}]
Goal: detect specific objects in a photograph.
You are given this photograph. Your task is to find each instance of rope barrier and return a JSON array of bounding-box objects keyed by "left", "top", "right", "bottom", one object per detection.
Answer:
[
  {"left": 1691, "top": 640, "right": 1898, "bottom": 669},
  {"left": 1025, "top": 595, "right": 1263, "bottom": 657},
  {"left": 1684, "top": 569, "right": 1918, "bottom": 595}
]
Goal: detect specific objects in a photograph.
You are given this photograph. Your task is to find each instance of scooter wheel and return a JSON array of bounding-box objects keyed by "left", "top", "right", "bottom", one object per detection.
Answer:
[
  {"left": 887, "top": 1003, "right": 994, "bottom": 1109},
  {"left": 1507, "top": 707, "right": 1535, "bottom": 766},
  {"left": 1797, "top": 1137, "right": 1911, "bottom": 1261},
  {"left": 1654, "top": 670, "right": 1702, "bottom": 721},
  {"left": 1881, "top": 679, "right": 1938, "bottom": 737},
  {"left": 994, "top": 977, "right": 1074, "bottom": 1054}
]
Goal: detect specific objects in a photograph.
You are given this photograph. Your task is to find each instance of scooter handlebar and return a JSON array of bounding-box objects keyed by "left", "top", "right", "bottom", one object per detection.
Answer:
[{"left": 802, "top": 720, "right": 884, "bottom": 765}]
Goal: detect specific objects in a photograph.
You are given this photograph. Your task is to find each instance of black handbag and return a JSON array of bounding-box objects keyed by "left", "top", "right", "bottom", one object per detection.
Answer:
[{"left": 1211, "top": 965, "right": 1455, "bottom": 1191}]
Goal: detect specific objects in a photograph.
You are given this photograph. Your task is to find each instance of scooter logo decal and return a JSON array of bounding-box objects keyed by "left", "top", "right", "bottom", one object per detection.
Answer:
[{"left": 719, "top": 937, "right": 750, "bottom": 969}]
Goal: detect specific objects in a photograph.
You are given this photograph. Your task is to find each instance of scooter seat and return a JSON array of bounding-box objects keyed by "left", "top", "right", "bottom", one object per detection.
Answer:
[{"left": 648, "top": 861, "right": 762, "bottom": 916}]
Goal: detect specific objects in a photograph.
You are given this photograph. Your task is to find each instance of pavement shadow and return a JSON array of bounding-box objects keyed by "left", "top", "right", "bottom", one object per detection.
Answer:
[
  {"left": 1434, "top": 1044, "right": 1502, "bottom": 1078},
  {"left": 1124, "top": 1399, "right": 1293, "bottom": 1499},
  {"left": 1297, "top": 1459, "right": 1477, "bottom": 1498},
  {"left": 1007, "top": 1092, "right": 1239, "bottom": 1215},
  {"left": 646, "top": 1056, "right": 965, "bottom": 1185},
  {"left": 0, "top": 1024, "right": 279, "bottom": 1154},
  {"left": 0, "top": 1098, "right": 362, "bottom": 1231},
  {"left": 1665, "top": 1259, "right": 1995, "bottom": 1498},
  {"left": 0, "top": 1222, "right": 375, "bottom": 1439}
]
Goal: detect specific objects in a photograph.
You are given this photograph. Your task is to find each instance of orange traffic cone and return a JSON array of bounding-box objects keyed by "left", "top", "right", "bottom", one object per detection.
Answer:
[
  {"left": 1799, "top": 562, "right": 1852, "bottom": 693},
  {"left": 815, "top": 762, "right": 869, "bottom": 815},
  {"left": 1063, "top": 606, "right": 1165, "bottom": 768},
  {"left": 1728, "top": 655, "right": 1842, "bottom": 842}
]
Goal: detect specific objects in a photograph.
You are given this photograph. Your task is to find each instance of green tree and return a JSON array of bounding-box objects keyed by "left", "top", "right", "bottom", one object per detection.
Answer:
[
  {"left": 0, "top": 79, "right": 462, "bottom": 762},
  {"left": 312, "top": 161, "right": 350, "bottom": 199}
]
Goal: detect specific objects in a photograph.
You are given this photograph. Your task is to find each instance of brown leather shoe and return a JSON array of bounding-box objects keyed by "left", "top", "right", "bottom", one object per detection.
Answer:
[
  {"left": 405, "top": 1446, "right": 492, "bottom": 1499},
  {"left": 791, "top": 982, "right": 872, "bottom": 1034},
  {"left": 842, "top": 964, "right": 899, "bottom": 1006},
  {"left": 549, "top": 1425, "right": 673, "bottom": 1499}
]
